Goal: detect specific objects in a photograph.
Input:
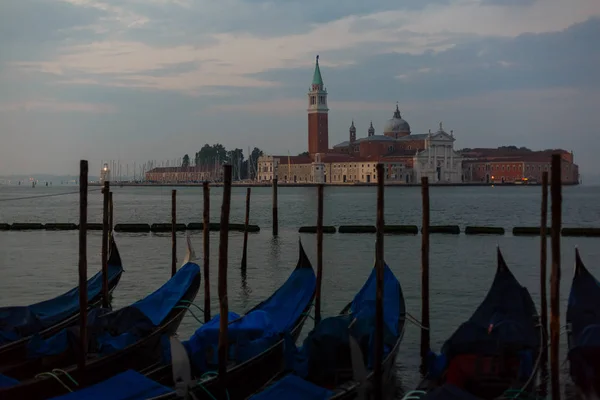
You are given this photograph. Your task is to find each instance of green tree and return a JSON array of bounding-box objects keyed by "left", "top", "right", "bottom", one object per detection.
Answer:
[
  {"left": 249, "top": 147, "right": 263, "bottom": 180},
  {"left": 182, "top": 154, "right": 190, "bottom": 168},
  {"left": 298, "top": 151, "right": 309, "bottom": 156}
]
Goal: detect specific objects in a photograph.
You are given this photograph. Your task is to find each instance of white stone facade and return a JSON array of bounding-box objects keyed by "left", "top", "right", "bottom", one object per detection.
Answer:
[{"left": 413, "top": 125, "right": 463, "bottom": 183}]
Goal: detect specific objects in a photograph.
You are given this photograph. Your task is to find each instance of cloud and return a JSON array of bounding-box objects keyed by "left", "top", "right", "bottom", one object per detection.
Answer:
[
  {"left": 0, "top": 99, "right": 116, "bottom": 113},
  {"left": 7, "top": 0, "right": 599, "bottom": 95}
]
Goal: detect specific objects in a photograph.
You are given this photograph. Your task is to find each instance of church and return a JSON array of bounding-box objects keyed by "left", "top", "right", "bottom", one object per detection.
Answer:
[{"left": 257, "top": 56, "right": 464, "bottom": 184}]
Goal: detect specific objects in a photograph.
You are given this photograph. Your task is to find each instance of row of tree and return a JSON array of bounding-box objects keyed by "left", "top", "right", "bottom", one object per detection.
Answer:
[{"left": 181, "top": 144, "right": 264, "bottom": 180}]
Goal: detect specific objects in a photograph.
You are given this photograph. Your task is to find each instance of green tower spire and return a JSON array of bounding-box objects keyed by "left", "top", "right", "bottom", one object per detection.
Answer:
[{"left": 312, "top": 55, "right": 324, "bottom": 86}]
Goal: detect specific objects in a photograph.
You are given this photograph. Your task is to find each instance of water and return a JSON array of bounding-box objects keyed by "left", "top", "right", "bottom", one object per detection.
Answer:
[{"left": 1, "top": 184, "right": 599, "bottom": 397}]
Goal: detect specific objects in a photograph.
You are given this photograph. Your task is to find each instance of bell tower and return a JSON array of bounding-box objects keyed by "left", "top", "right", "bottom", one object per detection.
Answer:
[{"left": 308, "top": 55, "right": 329, "bottom": 155}]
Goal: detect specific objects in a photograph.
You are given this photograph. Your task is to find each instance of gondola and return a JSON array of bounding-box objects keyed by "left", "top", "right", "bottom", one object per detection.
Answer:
[
  {"left": 0, "top": 239, "right": 201, "bottom": 399},
  {"left": 403, "top": 248, "right": 542, "bottom": 400},
  {"left": 0, "top": 236, "right": 124, "bottom": 367},
  {"left": 47, "top": 239, "right": 317, "bottom": 400},
  {"left": 567, "top": 249, "right": 600, "bottom": 399},
  {"left": 247, "top": 261, "right": 405, "bottom": 400}
]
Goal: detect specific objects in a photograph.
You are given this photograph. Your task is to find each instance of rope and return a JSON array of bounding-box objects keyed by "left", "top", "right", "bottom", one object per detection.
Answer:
[
  {"left": 51, "top": 369, "right": 79, "bottom": 387},
  {"left": 179, "top": 300, "right": 206, "bottom": 315},
  {"left": 34, "top": 372, "right": 74, "bottom": 393},
  {"left": 401, "top": 390, "right": 427, "bottom": 399},
  {"left": 174, "top": 305, "right": 204, "bottom": 326},
  {"left": 406, "top": 312, "right": 429, "bottom": 330},
  {"left": 0, "top": 188, "right": 102, "bottom": 202},
  {"left": 186, "top": 371, "right": 230, "bottom": 400}
]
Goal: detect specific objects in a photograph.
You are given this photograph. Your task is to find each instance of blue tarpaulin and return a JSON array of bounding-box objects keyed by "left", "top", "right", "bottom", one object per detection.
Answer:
[
  {"left": 249, "top": 374, "right": 332, "bottom": 400},
  {"left": 26, "top": 263, "right": 200, "bottom": 359},
  {"left": 0, "top": 263, "right": 123, "bottom": 345},
  {"left": 47, "top": 369, "right": 173, "bottom": 400},
  {"left": 0, "top": 374, "right": 19, "bottom": 388},
  {"left": 440, "top": 259, "right": 539, "bottom": 360},
  {"left": 177, "top": 260, "right": 315, "bottom": 375},
  {"left": 567, "top": 258, "right": 600, "bottom": 349},
  {"left": 294, "top": 264, "right": 404, "bottom": 383}
]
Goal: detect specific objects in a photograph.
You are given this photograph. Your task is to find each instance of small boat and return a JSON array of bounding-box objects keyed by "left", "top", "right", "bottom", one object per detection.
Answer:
[
  {"left": 248, "top": 261, "right": 405, "bottom": 400},
  {"left": 567, "top": 249, "right": 600, "bottom": 399},
  {"left": 0, "top": 238, "right": 201, "bottom": 399},
  {"left": 47, "top": 239, "right": 317, "bottom": 400},
  {"left": 404, "top": 249, "right": 541, "bottom": 400},
  {"left": 0, "top": 236, "right": 124, "bottom": 367},
  {"left": 143, "top": 239, "right": 317, "bottom": 400}
]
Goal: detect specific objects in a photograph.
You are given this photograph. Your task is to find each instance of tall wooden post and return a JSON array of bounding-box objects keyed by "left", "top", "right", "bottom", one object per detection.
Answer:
[
  {"left": 203, "top": 182, "right": 211, "bottom": 323},
  {"left": 101, "top": 181, "right": 109, "bottom": 309},
  {"left": 420, "top": 177, "right": 430, "bottom": 362},
  {"left": 241, "top": 188, "right": 251, "bottom": 270},
  {"left": 109, "top": 192, "right": 114, "bottom": 232},
  {"left": 540, "top": 172, "right": 549, "bottom": 349},
  {"left": 272, "top": 177, "right": 278, "bottom": 236},
  {"left": 374, "top": 164, "right": 385, "bottom": 400},
  {"left": 171, "top": 189, "right": 177, "bottom": 277},
  {"left": 218, "top": 165, "right": 233, "bottom": 395},
  {"left": 78, "top": 160, "right": 88, "bottom": 371},
  {"left": 315, "top": 184, "right": 324, "bottom": 326},
  {"left": 550, "top": 155, "right": 562, "bottom": 400}
]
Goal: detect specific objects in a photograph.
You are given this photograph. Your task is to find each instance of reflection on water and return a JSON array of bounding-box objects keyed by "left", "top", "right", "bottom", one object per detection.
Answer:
[{"left": 0, "top": 185, "right": 599, "bottom": 396}]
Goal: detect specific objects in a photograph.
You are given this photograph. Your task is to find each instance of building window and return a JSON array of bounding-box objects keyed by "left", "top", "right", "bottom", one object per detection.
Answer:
[{"left": 311, "top": 96, "right": 316, "bottom": 105}]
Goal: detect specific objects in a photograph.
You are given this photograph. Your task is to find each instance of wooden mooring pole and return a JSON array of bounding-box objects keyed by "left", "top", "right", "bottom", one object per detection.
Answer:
[
  {"left": 550, "top": 155, "right": 562, "bottom": 400},
  {"left": 203, "top": 181, "right": 211, "bottom": 323},
  {"left": 241, "top": 188, "right": 251, "bottom": 270},
  {"left": 540, "top": 172, "right": 549, "bottom": 349},
  {"left": 315, "top": 184, "right": 324, "bottom": 326},
  {"left": 272, "top": 177, "right": 278, "bottom": 236},
  {"left": 78, "top": 160, "right": 88, "bottom": 372},
  {"left": 373, "top": 164, "right": 385, "bottom": 400},
  {"left": 109, "top": 192, "right": 114, "bottom": 232},
  {"left": 218, "top": 165, "right": 233, "bottom": 394},
  {"left": 171, "top": 189, "right": 177, "bottom": 277},
  {"left": 101, "top": 181, "right": 109, "bottom": 309},
  {"left": 420, "top": 177, "right": 431, "bottom": 364}
]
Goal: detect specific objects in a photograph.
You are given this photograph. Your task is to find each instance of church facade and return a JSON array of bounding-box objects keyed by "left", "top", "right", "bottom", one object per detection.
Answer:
[{"left": 257, "top": 56, "right": 464, "bottom": 184}]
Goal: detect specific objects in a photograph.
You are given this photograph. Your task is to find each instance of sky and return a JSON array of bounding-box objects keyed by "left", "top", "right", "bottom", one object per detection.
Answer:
[{"left": 0, "top": 0, "right": 599, "bottom": 176}]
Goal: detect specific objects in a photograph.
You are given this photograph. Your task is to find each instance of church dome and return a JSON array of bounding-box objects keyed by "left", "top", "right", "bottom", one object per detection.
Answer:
[{"left": 383, "top": 104, "right": 410, "bottom": 134}]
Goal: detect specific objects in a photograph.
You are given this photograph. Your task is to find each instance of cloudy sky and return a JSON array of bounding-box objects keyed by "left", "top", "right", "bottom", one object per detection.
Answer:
[{"left": 0, "top": 0, "right": 599, "bottom": 176}]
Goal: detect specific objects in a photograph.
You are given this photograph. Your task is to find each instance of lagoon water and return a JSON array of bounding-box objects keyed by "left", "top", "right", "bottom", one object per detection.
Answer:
[{"left": 1, "top": 184, "right": 600, "bottom": 397}]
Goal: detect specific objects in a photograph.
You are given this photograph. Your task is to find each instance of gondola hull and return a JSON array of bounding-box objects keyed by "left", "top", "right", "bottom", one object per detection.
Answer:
[
  {"left": 0, "top": 273, "right": 123, "bottom": 369},
  {"left": 403, "top": 249, "right": 541, "bottom": 400},
  {"left": 144, "top": 299, "right": 312, "bottom": 400},
  {"left": 0, "top": 273, "right": 200, "bottom": 400}
]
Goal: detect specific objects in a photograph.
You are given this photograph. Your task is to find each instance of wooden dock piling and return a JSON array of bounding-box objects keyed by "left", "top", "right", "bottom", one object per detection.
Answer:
[
  {"left": 241, "top": 188, "right": 251, "bottom": 271},
  {"left": 171, "top": 189, "right": 177, "bottom": 277},
  {"left": 109, "top": 192, "right": 113, "bottom": 232},
  {"left": 374, "top": 164, "right": 385, "bottom": 400},
  {"left": 420, "top": 177, "right": 430, "bottom": 364},
  {"left": 78, "top": 160, "right": 88, "bottom": 372},
  {"left": 272, "top": 177, "right": 278, "bottom": 236},
  {"left": 203, "top": 181, "right": 211, "bottom": 323},
  {"left": 550, "top": 155, "right": 562, "bottom": 400},
  {"left": 540, "top": 172, "right": 549, "bottom": 347},
  {"left": 315, "top": 184, "right": 324, "bottom": 326},
  {"left": 218, "top": 165, "right": 233, "bottom": 393},
  {"left": 101, "top": 181, "right": 109, "bottom": 309}
]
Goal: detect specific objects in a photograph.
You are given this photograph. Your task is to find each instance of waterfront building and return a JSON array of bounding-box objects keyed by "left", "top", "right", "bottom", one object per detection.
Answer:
[
  {"left": 257, "top": 56, "right": 464, "bottom": 184},
  {"left": 145, "top": 166, "right": 218, "bottom": 183},
  {"left": 462, "top": 149, "right": 579, "bottom": 184}
]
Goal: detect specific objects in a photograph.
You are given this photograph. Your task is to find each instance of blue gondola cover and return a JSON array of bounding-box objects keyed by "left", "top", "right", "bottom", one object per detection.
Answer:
[
  {"left": 26, "top": 263, "right": 200, "bottom": 359},
  {"left": 0, "top": 263, "right": 123, "bottom": 345},
  {"left": 47, "top": 369, "right": 173, "bottom": 399},
  {"left": 249, "top": 374, "right": 332, "bottom": 400},
  {"left": 174, "top": 264, "right": 316, "bottom": 374}
]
